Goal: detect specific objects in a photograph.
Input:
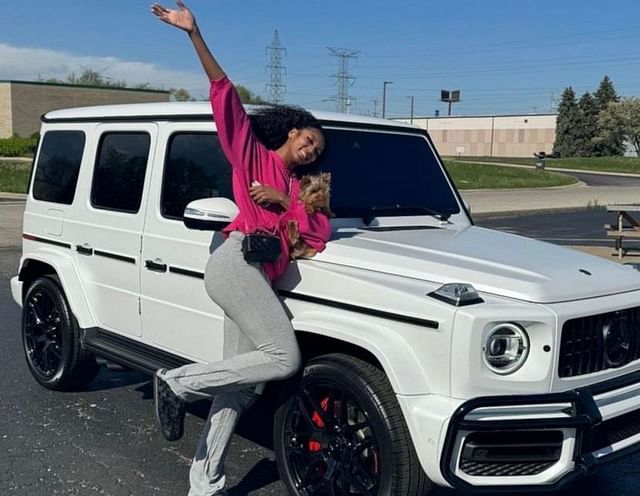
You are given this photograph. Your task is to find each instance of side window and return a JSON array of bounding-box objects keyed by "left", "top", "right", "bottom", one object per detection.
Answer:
[
  {"left": 161, "top": 132, "right": 233, "bottom": 220},
  {"left": 91, "top": 132, "right": 150, "bottom": 213},
  {"left": 33, "top": 131, "right": 85, "bottom": 204}
]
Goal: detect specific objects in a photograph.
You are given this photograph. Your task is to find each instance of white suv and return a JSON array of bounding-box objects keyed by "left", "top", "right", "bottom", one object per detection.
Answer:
[{"left": 11, "top": 101, "right": 640, "bottom": 495}]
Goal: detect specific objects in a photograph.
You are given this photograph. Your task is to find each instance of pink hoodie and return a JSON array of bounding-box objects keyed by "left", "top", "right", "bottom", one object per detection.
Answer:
[{"left": 210, "top": 77, "right": 331, "bottom": 281}]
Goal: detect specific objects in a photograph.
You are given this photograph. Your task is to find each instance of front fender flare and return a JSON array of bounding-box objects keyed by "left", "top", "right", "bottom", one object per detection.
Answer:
[
  {"left": 289, "top": 308, "right": 436, "bottom": 396},
  {"left": 19, "top": 250, "right": 95, "bottom": 329}
]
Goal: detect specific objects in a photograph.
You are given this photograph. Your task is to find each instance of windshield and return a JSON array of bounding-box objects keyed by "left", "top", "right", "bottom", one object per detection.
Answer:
[{"left": 301, "top": 127, "right": 461, "bottom": 220}]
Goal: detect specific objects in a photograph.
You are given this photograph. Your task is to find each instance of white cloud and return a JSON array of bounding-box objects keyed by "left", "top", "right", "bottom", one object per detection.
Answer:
[{"left": 0, "top": 42, "right": 208, "bottom": 98}]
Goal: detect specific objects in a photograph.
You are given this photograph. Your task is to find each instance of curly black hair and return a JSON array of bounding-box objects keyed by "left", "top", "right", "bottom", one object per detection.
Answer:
[{"left": 249, "top": 104, "right": 323, "bottom": 151}]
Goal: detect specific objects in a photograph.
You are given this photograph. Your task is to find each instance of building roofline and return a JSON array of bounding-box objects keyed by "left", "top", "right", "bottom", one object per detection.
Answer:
[
  {"left": 396, "top": 112, "right": 558, "bottom": 120},
  {"left": 0, "top": 79, "right": 171, "bottom": 94}
]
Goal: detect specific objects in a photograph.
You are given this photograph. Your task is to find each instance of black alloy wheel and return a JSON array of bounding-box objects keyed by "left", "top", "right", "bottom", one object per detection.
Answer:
[
  {"left": 274, "top": 353, "right": 432, "bottom": 496},
  {"left": 22, "top": 276, "right": 99, "bottom": 390},
  {"left": 285, "top": 380, "right": 381, "bottom": 494}
]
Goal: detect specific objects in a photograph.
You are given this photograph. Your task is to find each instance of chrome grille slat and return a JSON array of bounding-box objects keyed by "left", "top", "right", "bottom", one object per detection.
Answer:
[{"left": 560, "top": 307, "right": 640, "bottom": 378}]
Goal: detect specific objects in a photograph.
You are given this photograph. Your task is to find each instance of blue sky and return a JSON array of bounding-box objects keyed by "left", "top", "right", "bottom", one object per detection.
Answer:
[{"left": 1, "top": 0, "right": 639, "bottom": 117}]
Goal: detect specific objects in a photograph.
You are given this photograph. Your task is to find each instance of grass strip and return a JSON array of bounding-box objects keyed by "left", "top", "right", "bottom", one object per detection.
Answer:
[
  {"left": 444, "top": 160, "right": 577, "bottom": 189},
  {"left": 448, "top": 156, "right": 640, "bottom": 174}
]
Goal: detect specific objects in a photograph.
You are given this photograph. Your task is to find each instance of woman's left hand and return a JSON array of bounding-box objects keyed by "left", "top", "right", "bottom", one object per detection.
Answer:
[
  {"left": 151, "top": 1, "right": 196, "bottom": 33},
  {"left": 250, "top": 184, "right": 290, "bottom": 209}
]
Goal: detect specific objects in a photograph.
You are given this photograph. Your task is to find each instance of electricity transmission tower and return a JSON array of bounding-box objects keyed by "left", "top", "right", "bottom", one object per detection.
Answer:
[
  {"left": 372, "top": 98, "right": 379, "bottom": 117},
  {"left": 328, "top": 47, "right": 359, "bottom": 113},
  {"left": 266, "top": 30, "right": 286, "bottom": 104}
]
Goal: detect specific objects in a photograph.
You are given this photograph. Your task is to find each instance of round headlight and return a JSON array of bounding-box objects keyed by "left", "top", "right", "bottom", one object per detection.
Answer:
[{"left": 483, "top": 323, "right": 529, "bottom": 375}]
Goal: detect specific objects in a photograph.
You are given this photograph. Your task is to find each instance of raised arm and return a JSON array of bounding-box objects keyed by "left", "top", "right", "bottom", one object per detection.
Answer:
[{"left": 151, "top": 1, "right": 225, "bottom": 81}]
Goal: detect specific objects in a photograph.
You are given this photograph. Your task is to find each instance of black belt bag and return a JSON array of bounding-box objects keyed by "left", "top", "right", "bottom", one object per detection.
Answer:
[{"left": 242, "top": 233, "right": 281, "bottom": 263}]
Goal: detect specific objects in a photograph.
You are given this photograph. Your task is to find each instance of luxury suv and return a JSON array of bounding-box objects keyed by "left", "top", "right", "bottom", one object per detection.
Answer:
[{"left": 11, "top": 101, "right": 640, "bottom": 495}]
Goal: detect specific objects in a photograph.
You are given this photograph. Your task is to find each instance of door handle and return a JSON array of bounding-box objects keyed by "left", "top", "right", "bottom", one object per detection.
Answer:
[
  {"left": 145, "top": 259, "right": 167, "bottom": 273},
  {"left": 76, "top": 244, "right": 93, "bottom": 256}
]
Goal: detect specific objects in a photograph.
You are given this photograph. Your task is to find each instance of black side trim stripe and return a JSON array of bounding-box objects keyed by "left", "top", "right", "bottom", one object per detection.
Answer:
[
  {"left": 93, "top": 250, "right": 136, "bottom": 264},
  {"left": 169, "top": 266, "right": 205, "bottom": 279},
  {"left": 132, "top": 264, "right": 438, "bottom": 329},
  {"left": 278, "top": 290, "right": 439, "bottom": 329},
  {"left": 22, "top": 234, "right": 71, "bottom": 249}
]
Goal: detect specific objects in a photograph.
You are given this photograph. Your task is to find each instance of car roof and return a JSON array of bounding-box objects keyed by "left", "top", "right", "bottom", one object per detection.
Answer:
[{"left": 42, "top": 101, "right": 420, "bottom": 130}]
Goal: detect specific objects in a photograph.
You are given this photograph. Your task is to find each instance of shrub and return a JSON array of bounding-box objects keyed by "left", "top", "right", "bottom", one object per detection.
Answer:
[{"left": 0, "top": 136, "right": 39, "bottom": 157}]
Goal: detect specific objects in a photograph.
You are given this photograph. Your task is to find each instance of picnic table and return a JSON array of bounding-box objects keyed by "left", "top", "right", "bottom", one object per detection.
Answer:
[{"left": 605, "top": 204, "right": 640, "bottom": 259}]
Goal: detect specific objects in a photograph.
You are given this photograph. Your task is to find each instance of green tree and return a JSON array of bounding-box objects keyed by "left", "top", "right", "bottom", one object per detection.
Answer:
[
  {"left": 595, "top": 75, "right": 619, "bottom": 109},
  {"left": 235, "top": 84, "right": 267, "bottom": 105},
  {"left": 67, "top": 69, "right": 127, "bottom": 88},
  {"left": 41, "top": 69, "right": 159, "bottom": 91},
  {"left": 575, "top": 92, "right": 598, "bottom": 156},
  {"left": 553, "top": 87, "right": 580, "bottom": 157},
  {"left": 170, "top": 88, "right": 195, "bottom": 101},
  {"left": 598, "top": 98, "right": 640, "bottom": 156},
  {"left": 594, "top": 75, "right": 624, "bottom": 155}
]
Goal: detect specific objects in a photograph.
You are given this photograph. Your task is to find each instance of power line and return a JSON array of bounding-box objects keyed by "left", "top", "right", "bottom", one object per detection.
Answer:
[
  {"left": 266, "top": 30, "right": 286, "bottom": 104},
  {"left": 327, "top": 47, "right": 359, "bottom": 113}
]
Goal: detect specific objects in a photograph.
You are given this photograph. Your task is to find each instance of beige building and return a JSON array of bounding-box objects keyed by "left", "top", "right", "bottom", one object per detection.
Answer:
[
  {"left": 396, "top": 114, "right": 557, "bottom": 158},
  {"left": 0, "top": 80, "right": 171, "bottom": 138}
]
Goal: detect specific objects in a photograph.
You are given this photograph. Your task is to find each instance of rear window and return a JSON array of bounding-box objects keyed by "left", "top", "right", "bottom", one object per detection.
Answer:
[
  {"left": 91, "top": 132, "right": 150, "bottom": 213},
  {"left": 161, "top": 133, "right": 233, "bottom": 220},
  {"left": 32, "top": 131, "right": 85, "bottom": 204}
]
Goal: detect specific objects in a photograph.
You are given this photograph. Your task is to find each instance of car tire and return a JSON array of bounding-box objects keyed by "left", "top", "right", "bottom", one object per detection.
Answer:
[
  {"left": 22, "top": 276, "right": 100, "bottom": 391},
  {"left": 274, "top": 353, "right": 432, "bottom": 495}
]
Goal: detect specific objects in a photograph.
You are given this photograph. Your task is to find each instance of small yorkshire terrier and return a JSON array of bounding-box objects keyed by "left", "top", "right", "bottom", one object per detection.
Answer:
[{"left": 287, "top": 172, "right": 333, "bottom": 259}]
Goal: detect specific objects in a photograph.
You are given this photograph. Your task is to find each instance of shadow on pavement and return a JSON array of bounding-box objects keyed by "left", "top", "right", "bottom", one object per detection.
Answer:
[
  {"left": 226, "top": 458, "right": 280, "bottom": 495},
  {"left": 84, "top": 367, "right": 150, "bottom": 392}
]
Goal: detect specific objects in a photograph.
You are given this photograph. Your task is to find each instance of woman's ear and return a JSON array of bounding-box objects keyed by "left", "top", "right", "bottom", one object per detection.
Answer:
[{"left": 288, "top": 128, "right": 299, "bottom": 139}]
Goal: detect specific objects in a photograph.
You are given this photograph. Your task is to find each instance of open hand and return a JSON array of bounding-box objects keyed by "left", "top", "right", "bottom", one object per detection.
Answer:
[{"left": 151, "top": 0, "right": 196, "bottom": 34}]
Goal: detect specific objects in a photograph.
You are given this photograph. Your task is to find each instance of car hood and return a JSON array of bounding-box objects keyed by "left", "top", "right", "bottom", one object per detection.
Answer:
[{"left": 316, "top": 225, "right": 640, "bottom": 303}]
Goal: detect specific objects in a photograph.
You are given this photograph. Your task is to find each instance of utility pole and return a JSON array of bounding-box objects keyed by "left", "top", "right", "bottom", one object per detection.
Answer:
[
  {"left": 382, "top": 81, "right": 393, "bottom": 118},
  {"left": 372, "top": 98, "right": 379, "bottom": 117},
  {"left": 266, "top": 30, "right": 286, "bottom": 104},
  {"left": 328, "top": 47, "right": 359, "bottom": 113},
  {"left": 407, "top": 95, "right": 414, "bottom": 123}
]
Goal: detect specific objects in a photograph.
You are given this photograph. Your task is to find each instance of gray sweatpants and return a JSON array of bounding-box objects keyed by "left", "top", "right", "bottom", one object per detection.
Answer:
[{"left": 162, "top": 232, "right": 301, "bottom": 496}]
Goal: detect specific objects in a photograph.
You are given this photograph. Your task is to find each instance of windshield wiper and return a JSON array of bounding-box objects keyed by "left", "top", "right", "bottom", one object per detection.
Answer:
[{"left": 362, "top": 205, "right": 451, "bottom": 225}]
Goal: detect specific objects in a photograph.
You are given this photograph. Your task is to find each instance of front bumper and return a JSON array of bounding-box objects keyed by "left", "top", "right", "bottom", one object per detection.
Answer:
[{"left": 441, "top": 369, "right": 640, "bottom": 493}]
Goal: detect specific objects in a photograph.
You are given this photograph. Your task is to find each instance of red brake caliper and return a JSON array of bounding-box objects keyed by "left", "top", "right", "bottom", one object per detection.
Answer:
[{"left": 308, "top": 396, "right": 331, "bottom": 453}]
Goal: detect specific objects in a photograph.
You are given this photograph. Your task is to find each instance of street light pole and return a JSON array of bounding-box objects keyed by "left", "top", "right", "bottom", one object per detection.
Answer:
[{"left": 382, "top": 81, "right": 393, "bottom": 118}]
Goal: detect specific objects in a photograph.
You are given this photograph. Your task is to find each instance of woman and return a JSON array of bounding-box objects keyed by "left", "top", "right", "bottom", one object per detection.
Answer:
[{"left": 150, "top": 2, "right": 331, "bottom": 495}]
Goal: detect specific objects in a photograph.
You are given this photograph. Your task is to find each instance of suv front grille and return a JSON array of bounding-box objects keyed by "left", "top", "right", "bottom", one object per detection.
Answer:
[{"left": 559, "top": 307, "right": 640, "bottom": 378}]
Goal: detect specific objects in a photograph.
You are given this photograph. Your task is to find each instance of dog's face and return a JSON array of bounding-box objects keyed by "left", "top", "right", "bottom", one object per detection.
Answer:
[{"left": 299, "top": 172, "right": 333, "bottom": 216}]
